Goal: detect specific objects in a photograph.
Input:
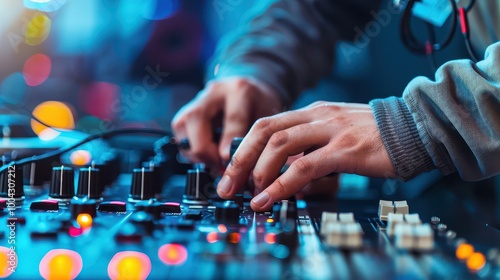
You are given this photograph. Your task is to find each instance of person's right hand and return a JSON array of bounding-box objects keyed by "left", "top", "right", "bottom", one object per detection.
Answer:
[{"left": 171, "top": 76, "right": 284, "bottom": 171}]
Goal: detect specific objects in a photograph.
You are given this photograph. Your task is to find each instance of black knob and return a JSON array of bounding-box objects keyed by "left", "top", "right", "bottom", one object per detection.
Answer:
[
  {"left": 76, "top": 167, "right": 102, "bottom": 199},
  {"left": 142, "top": 161, "right": 162, "bottom": 196},
  {"left": 214, "top": 200, "right": 240, "bottom": 224},
  {"left": 0, "top": 164, "right": 24, "bottom": 199},
  {"left": 273, "top": 200, "right": 298, "bottom": 224},
  {"left": 183, "top": 169, "right": 213, "bottom": 205},
  {"left": 70, "top": 198, "right": 97, "bottom": 219},
  {"left": 230, "top": 137, "right": 244, "bottom": 159},
  {"left": 129, "top": 167, "right": 155, "bottom": 201},
  {"left": 23, "top": 158, "right": 52, "bottom": 186},
  {"left": 135, "top": 199, "right": 162, "bottom": 219},
  {"left": 49, "top": 166, "right": 75, "bottom": 199}
]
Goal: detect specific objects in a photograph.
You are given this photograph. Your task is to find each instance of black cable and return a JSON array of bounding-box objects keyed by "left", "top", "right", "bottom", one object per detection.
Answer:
[{"left": 0, "top": 128, "right": 173, "bottom": 173}]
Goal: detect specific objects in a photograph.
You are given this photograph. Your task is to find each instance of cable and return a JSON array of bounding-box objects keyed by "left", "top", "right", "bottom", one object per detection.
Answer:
[{"left": 0, "top": 128, "right": 173, "bottom": 173}]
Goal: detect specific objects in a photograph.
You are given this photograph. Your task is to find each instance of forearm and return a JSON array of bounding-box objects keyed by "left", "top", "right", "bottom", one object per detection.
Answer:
[
  {"left": 371, "top": 42, "right": 500, "bottom": 181},
  {"left": 210, "top": 0, "right": 381, "bottom": 106}
]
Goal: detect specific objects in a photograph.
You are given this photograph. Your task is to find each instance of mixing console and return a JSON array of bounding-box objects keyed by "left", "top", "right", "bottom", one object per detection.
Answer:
[{"left": 0, "top": 136, "right": 499, "bottom": 279}]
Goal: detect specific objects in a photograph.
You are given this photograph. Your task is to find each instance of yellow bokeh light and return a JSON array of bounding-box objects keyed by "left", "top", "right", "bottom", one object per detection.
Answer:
[
  {"left": 108, "top": 252, "right": 151, "bottom": 280},
  {"left": 466, "top": 252, "right": 486, "bottom": 271},
  {"left": 31, "top": 101, "right": 75, "bottom": 139},
  {"left": 70, "top": 150, "right": 92, "bottom": 166},
  {"left": 0, "top": 247, "right": 16, "bottom": 278},
  {"left": 25, "top": 13, "right": 51, "bottom": 46},
  {"left": 48, "top": 254, "right": 74, "bottom": 280},
  {"left": 456, "top": 243, "right": 474, "bottom": 260},
  {"left": 117, "top": 256, "right": 143, "bottom": 280},
  {"left": 76, "top": 213, "right": 93, "bottom": 229}
]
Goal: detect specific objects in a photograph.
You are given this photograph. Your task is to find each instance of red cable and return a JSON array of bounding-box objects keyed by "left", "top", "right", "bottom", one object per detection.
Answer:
[{"left": 458, "top": 7, "right": 468, "bottom": 35}]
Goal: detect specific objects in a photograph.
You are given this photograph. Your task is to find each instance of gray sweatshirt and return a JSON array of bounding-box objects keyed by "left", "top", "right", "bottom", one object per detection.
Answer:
[{"left": 209, "top": 0, "right": 500, "bottom": 181}]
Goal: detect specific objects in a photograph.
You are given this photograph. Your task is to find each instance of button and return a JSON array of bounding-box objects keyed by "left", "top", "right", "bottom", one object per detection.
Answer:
[
  {"left": 394, "top": 223, "right": 434, "bottom": 251},
  {"left": 98, "top": 201, "right": 127, "bottom": 212},
  {"left": 214, "top": 200, "right": 240, "bottom": 224},
  {"left": 322, "top": 222, "right": 363, "bottom": 249},
  {"left": 387, "top": 213, "right": 421, "bottom": 236},
  {"left": 135, "top": 200, "right": 162, "bottom": 219},
  {"left": 70, "top": 198, "right": 97, "bottom": 219},
  {"left": 160, "top": 202, "right": 181, "bottom": 213},
  {"left": 30, "top": 200, "right": 59, "bottom": 211},
  {"left": 378, "top": 200, "right": 409, "bottom": 221},
  {"left": 7, "top": 217, "right": 26, "bottom": 225},
  {"left": 0, "top": 199, "right": 6, "bottom": 209},
  {"left": 185, "top": 210, "right": 202, "bottom": 221},
  {"left": 320, "top": 212, "right": 355, "bottom": 236}
]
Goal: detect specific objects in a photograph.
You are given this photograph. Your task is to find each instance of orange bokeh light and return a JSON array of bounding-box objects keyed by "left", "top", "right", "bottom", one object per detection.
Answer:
[
  {"left": 39, "top": 249, "right": 82, "bottom": 280},
  {"left": 158, "top": 244, "right": 188, "bottom": 266},
  {"left": 108, "top": 251, "right": 151, "bottom": 280}
]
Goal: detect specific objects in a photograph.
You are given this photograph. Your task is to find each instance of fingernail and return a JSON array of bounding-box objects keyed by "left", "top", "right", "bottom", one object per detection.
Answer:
[
  {"left": 252, "top": 191, "right": 270, "bottom": 208},
  {"left": 217, "top": 175, "right": 233, "bottom": 196}
]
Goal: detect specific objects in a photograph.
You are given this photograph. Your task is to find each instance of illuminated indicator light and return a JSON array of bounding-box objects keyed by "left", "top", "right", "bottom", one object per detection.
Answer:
[
  {"left": 39, "top": 249, "right": 82, "bottom": 280},
  {"left": 0, "top": 246, "right": 17, "bottom": 278},
  {"left": 23, "top": 53, "right": 51, "bottom": 86},
  {"left": 108, "top": 251, "right": 151, "bottom": 280},
  {"left": 24, "top": 13, "right": 51, "bottom": 46},
  {"left": 68, "top": 226, "right": 83, "bottom": 237},
  {"left": 266, "top": 218, "right": 274, "bottom": 223},
  {"left": 228, "top": 233, "right": 241, "bottom": 244},
  {"left": 76, "top": 213, "right": 93, "bottom": 229},
  {"left": 456, "top": 243, "right": 474, "bottom": 260},
  {"left": 466, "top": 252, "right": 486, "bottom": 271},
  {"left": 264, "top": 233, "right": 276, "bottom": 244},
  {"left": 158, "top": 244, "right": 188, "bottom": 266},
  {"left": 70, "top": 150, "right": 92, "bottom": 166},
  {"left": 31, "top": 101, "right": 75, "bottom": 140},
  {"left": 206, "top": 232, "right": 218, "bottom": 244},
  {"left": 217, "top": 224, "right": 227, "bottom": 233}
]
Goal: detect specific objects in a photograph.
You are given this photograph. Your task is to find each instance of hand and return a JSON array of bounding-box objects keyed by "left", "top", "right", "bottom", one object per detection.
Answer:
[
  {"left": 216, "top": 101, "right": 396, "bottom": 211},
  {"left": 171, "top": 77, "right": 283, "bottom": 170}
]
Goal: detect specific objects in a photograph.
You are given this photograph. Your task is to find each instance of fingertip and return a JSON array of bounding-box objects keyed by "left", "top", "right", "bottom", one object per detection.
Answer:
[
  {"left": 216, "top": 175, "right": 233, "bottom": 199},
  {"left": 250, "top": 191, "right": 272, "bottom": 211}
]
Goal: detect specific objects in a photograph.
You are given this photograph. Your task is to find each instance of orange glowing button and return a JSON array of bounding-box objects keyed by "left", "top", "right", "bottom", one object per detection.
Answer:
[
  {"left": 108, "top": 251, "right": 151, "bottom": 280},
  {"left": 466, "top": 252, "right": 486, "bottom": 272},
  {"left": 264, "top": 233, "right": 276, "bottom": 244},
  {"left": 0, "top": 246, "right": 17, "bottom": 278},
  {"left": 266, "top": 218, "right": 274, "bottom": 223},
  {"left": 76, "top": 213, "right": 93, "bottom": 229},
  {"left": 158, "top": 244, "right": 188, "bottom": 266},
  {"left": 206, "top": 232, "right": 218, "bottom": 244},
  {"left": 39, "top": 249, "right": 82, "bottom": 280},
  {"left": 228, "top": 233, "right": 241, "bottom": 244},
  {"left": 456, "top": 243, "right": 474, "bottom": 260},
  {"left": 217, "top": 224, "right": 227, "bottom": 233}
]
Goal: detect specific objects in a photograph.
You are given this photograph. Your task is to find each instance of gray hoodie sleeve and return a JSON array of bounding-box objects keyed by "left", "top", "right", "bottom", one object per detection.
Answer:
[
  {"left": 370, "top": 42, "right": 500, "bottom": 181},
  {"left": 209, "top": 0, "right": 381, "bottom": 105}
]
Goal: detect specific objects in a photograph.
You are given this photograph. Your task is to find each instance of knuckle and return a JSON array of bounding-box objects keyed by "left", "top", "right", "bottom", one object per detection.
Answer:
[
  {"left": 229, "top": 155, "right": 245, "bottom": 171},
  {"left": 293, "top": 158, "right": 313, "bottom": 179},
  {"left": 252, "top": 170, "right": 265, "bottom": 189},
  {"left": 269, "top": 131, "right": 289, "bottom": 149},
  {"left": 254, "top": 117, "right": 272, "bottom": 132},
  {"left": 272, "top": 178, "right": 287, "bottom": 196}
]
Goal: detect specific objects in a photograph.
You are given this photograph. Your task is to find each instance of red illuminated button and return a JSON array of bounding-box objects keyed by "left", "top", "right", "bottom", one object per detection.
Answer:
[{"left": 98, "top": 201, "right": 127, "bottom": 212}]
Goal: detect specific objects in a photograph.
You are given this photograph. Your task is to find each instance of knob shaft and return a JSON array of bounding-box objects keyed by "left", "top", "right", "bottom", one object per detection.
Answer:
[
  {"left": 76, "top": 167, "right": 102, "bottom": 199},
  {"left": 214, "top": 200, "right": 240, "bottom": 224},
  {"left": 183, "top": 169, "right": 213, "bottom": 205},
  {"left": 49, "top": 166, "right": 75, "bottom": 199},
  {"left": 0, "top": 164, "right": 24, "bottom": 199},
  {"left": 129, "top": 167, "right": 155, "bottom": 201}
]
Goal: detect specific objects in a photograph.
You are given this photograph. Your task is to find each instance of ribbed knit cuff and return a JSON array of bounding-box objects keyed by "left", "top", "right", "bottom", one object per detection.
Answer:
[{"left": 369, "top": 97, "right": 436, "bottom": 181}]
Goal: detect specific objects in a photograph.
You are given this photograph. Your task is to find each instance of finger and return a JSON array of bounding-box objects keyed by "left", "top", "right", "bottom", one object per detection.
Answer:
[
  {"left": 218, "top": 90, "right": 252, "bottom": 162},
  {"left": 252, "top": 122, "right": 330, "bottom": 194},
  {"left": 250, "top": 147, "right": 335, "bottom": 211},
  {"left": 217, "top": 109, "right": 315, "bottom": 198}
]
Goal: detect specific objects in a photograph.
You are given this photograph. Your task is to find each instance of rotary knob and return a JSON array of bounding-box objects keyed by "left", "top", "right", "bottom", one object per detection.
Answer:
[
  {"left": 214, "top": 200, "right": 240, "bottom": 224},
  {"left": 0, "top": 164, "right": 25, "bottom": 200},
  {"left": 76, "top": 167, "right": 102, "bottom": 199},
  {"left": 129, "top": 167, "right": 155, "bottom": 202},
  {"left": 142, "top": 161, "right": 162, "bottom": 196},
  {"left": 49, "top": 166, "right": 75, "bottom": 199},
  {"left": 183, "top": 169, "right": 213, "bottom": 205},
  {"left": 70, "top": 198, "right": 97, "bottom": 219}
]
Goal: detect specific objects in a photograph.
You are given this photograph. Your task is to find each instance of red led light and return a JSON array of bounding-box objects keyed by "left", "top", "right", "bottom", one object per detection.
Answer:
[
  {"left": 158, "top": 244, "right": 188, "bottom": 266},
  {"left": 265, "top": 233, "right": 276, "bottom": 244},
  {"left": 206, "top": 232, "right": 218, "bottom": 244},
  {"left": 23, "top": 53, "right": 51, "bottom": 86},
  {"left": 68, "top": 226, "right": 83, "bottom": 237}
]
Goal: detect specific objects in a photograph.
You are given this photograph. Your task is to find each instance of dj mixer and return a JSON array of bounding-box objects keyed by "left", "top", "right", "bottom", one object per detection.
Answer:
[{"left": 0, "top": 135, "right": 499, "bottom": 279}]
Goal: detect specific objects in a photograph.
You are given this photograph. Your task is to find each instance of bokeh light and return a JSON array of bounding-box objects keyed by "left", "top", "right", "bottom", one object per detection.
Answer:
[
  {"left": 0, "top": 73, "right": 26, "bottom": 105},
  {"left": 78, "top": 82, "right": 119, "bottom": 120},
  {"left": 108, "top": 251, "right": 151, "bottom": 280},
  {"left": 31, "top": 101, "right": 75, "bottom": 140},
  {"left": 76, "top": 213, "right": 93, "bottom": 229},
  {"left": 158, "top": 244, "right": 188, "bottom": 266},
  {"left": 39, "top": 249, "right": 82, "bottom": 280},
  {"left": 0, "top": 246, "right": 17, "bottom": 278},
  {"left": 24, "top": 13, "right": 51, "bottom": 46},
  {"left": 70, "top": 150, "right": 92, "bottom": 166},
  {"left": 466, "top": 252, "right": 486, "bottom": 271},
  {"left": 23, "top": 53, "right": 52, "bottom": 86}
]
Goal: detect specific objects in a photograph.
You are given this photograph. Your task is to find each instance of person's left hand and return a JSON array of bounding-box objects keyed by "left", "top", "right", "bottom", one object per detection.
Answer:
[{"left": 216, "top": 101, "right": 397, "bottom": 211}]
